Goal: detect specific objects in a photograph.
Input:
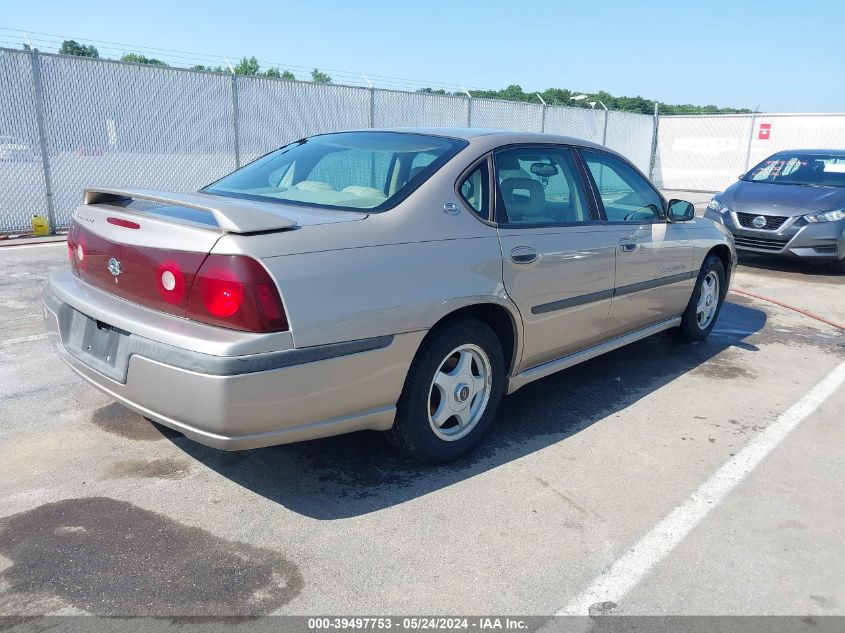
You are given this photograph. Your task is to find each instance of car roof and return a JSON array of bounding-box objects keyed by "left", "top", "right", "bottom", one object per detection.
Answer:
[{"left": 369, "top": 127, "right": 608, "bottom": 150}]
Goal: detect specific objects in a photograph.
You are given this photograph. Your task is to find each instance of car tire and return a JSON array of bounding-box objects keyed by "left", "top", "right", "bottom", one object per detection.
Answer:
[
  {"left": 831, "top": 258, "right": 845, "bottom": 274},
  {"left": 679, "top": 254, "right": 726, "bottom": 342},
  {"left": 386, "top": 317, "right": 505, "bottom": 463}
]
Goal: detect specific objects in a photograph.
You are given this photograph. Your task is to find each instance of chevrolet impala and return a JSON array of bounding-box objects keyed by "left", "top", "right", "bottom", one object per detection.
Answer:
[{"left": 44, "top": 129, "right": 736, "bottom": 462}]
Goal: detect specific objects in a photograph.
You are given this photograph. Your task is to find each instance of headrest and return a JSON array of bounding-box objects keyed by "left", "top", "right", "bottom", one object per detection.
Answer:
[
  {"left": 342, "top": 185, "right": 386, "bottom": 199},
  {"left": 499, "top": 178, "right": 545, "bottom": 218},
  {"left": 294, "top": 180, "right": 335, "bottom": 191}
]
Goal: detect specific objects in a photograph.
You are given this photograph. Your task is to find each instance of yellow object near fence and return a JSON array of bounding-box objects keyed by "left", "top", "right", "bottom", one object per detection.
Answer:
[{"left": 31, "top": 215, "right": 50, "bottom": 237}]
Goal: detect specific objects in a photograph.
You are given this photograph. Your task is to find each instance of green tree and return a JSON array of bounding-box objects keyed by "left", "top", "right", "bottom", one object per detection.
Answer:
[
  {"left": 454, "top": 83, "right": 751, "bottom": 114},
  {"left": 311, "top": 68, "right": 331, "bottom": 83},
  {"left": 539, "top": 88, "right": 573, "bottom": 106},
  {"left": 59, "top": 40, "right": 99, "bottom": 58},
  {"left": 234, "top": 56, "right": 260, "bottom": 75},
  {"left": 262, "top": 68, "right": 297, "bottom": 80},
  {"left": 190, "top": 64, "right": 226, "bottom": 73},
  {"left": 121, "top": 53, "right": 167, "bottom": 66}
]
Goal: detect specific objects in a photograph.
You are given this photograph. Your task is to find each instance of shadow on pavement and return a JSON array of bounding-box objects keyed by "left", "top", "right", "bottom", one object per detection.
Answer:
[
  {"left": 737, "top": 253, "right": 844, "bottom": 282},
  {"left": 171, "top": 300, "right": 767, "bottom": 520}
]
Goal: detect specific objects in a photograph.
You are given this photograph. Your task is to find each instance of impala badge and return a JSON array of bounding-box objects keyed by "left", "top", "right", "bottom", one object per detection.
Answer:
[{"left": 107, "top": 257, "right": 122, "bottom": 277}]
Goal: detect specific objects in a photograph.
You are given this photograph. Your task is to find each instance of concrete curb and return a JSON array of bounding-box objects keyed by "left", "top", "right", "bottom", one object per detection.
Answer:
[{"left": 0, "top": 234, "right": 67, "bottom": 247}]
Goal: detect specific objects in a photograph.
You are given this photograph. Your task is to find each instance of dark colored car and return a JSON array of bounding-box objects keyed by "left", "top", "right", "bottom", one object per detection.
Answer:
[{"left": 704, "top": 149, "right": 845, "bottom": 272}]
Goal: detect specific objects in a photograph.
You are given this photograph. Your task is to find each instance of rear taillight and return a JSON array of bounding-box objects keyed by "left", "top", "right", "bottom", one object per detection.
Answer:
[
  {"left": 66, "top": 223, "right": 287, "bottom": 334},
  {"left": 68, "top": 223, "right": 206, "bottom": 317},
  {"left": 155, "top": 259, "right": 187, "bottom": 305},
  {"left": 67, "top": 220, "right": 80, "bottom": 274},
  {"left": 186, "top": 255, "right": 288, "bottom": 333}
]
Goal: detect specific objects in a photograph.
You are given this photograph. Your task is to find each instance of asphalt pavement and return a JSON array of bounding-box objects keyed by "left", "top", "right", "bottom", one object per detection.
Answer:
[{"left": 0, "top": 241, "right": 843, "bottom": 618}]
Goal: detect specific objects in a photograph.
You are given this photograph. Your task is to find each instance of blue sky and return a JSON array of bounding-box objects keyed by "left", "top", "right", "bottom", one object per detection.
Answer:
[{"left": 2, "top": 0, "right": 840, "bottom": 112}]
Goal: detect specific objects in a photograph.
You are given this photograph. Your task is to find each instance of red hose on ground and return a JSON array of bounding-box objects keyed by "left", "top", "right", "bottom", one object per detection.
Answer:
[{"left": 730, "top": 287, "right": 845, "bottom": 332}]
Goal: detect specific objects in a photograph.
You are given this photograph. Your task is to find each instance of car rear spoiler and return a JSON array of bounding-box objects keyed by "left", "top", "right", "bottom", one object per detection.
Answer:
[{"left": 83, "top": 187, "right": 299, "bottom": 234}]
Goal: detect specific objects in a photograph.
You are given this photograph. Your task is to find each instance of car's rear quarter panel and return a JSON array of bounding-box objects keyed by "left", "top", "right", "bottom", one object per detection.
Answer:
[{"left": 213, "top": 148, "right": 515, "bottom": 350}]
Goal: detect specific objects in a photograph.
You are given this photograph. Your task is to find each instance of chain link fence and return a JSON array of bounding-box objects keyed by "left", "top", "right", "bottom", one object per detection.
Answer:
[
  {"left": 236, "top": 76, "right": 372, "bottom": 163},
  {"left": 43, "top": 45, "right": 845, "bottom": 234},
  {"left": 373, "top": 90, "right": 469, "bottom": 129},
  {"left": 0, "top": 47, "right": 659, "bottom": 233},
  {"left": 0, "top": 47, "right": 663, "bottom": 233},
  {"left": 652, "top": 113, "right": 845, "bottom": 192},
  {"left": 5, "top": 47, "right": 845, "bottom": 234},
  {"left": 38, "top": 54, "right": 238, "bottom": 229},
  {"left": 0, "top": 49, "right": 48, "bottom": 232},
  {"left": 652, "top": 115, "right": 754, "bottom": 192}
]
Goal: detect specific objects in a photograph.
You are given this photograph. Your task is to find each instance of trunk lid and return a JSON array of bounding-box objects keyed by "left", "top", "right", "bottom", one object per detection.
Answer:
[
  {"left": 69, "top": 187, "right": 364, "bottom": 320},
  {"left": 68, "top": 205, "right": 217, "bottom": 319},
  {"left": 84, "top": 187, "right": 367, "bottom": 233}
]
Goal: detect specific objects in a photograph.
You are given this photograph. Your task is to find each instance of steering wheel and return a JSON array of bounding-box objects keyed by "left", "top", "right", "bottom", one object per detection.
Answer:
[
  {"left": 623, "top": 205, "right": 659, "bottom": 222},
  {"left": 623, "top": 209, "right": 647, "bottom": 222}
]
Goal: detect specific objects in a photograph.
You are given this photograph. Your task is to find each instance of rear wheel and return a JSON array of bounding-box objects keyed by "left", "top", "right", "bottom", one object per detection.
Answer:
[
  {"left": 386, "top": 318, "right": 505, "bottom": 463},
  {"left": 679, "top": 254, "right": 726, "bottom": 342}
]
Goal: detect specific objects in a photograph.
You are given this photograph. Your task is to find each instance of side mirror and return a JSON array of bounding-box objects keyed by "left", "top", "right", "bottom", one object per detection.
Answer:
[{"left": 668, "top": 199, "right": 695, "bottom": 222}]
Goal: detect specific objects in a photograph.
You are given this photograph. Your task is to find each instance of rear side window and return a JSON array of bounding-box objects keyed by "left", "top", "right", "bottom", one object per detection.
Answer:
[
  {"left": 204, "top": 132, "right": 467, "bottom": 212},
  {"left": 459, "top": 160, "right": 490, "bottom": 220},
  {"left": 493, "top": 147, "right": 590, "bottom": 225}
]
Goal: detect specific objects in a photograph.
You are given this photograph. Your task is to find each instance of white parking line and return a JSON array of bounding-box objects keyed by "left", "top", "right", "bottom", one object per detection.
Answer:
[
  {"left": 557, "top": 360, "right": 845, "bottom": 615},
  {"left": 1, "top": 333, "right": 48, "bottom": 346}
]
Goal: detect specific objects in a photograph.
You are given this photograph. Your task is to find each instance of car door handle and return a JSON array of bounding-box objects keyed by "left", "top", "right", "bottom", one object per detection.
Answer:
[
  {"left": 618, "top": 238, "right": 638, "bottom": 253},
  {"left": 511, "top": 247, "right": 538, "bottom": 264}
]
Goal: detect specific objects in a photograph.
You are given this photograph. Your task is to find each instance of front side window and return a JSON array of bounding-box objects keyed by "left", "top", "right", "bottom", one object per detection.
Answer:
[
  {"left": 582, "top": 150, "right": 664, "bottom": 223},
  {"left": 204, "top": 132, "right": 467, "bottom": 211},
  {"left": 458, "top": 160, "right": 490, "bottom": 220},
  {"left": 493, "top": 147, "right": 590, "bottom": 225}
]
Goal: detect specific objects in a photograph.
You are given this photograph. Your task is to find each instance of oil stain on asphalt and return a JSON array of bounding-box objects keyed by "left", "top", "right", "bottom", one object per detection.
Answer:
[
  {"left": 0, "top": 497, "right": 303, "bottom": 615},
  {"left": 90, "top": 403, "right": 179, "bottom": 442},
  {"left": 102, "top": 458, "right": 191, "bottom": 480}
]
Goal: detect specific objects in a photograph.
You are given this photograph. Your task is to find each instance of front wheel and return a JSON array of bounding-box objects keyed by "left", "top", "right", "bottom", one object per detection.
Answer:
[
  {"left": 679, "top": 254, "right": 726, "bottom": 342},
  {"left": 386, "top": 318, "right": 505, "bottom": 463}
]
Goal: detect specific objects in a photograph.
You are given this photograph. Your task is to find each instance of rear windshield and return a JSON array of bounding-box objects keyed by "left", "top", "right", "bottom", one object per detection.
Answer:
[
  {"left": 203, "top": 131, "right": 467, "bottom": 211},
  {"left": 742, "top": 153, "right": 845, "bottom": 187}
]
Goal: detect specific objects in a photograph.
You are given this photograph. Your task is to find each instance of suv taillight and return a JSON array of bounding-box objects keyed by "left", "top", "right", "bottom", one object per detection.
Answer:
[{"left": 186, "top": 255, "right": 288, "bottom": 333}]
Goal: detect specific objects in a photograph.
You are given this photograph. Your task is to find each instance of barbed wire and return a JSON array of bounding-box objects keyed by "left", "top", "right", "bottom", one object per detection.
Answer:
[
  {"left": 0, "top": 27, "right": 755, "bottom": 114},
  {"left": 0, "top": 27, "right": 482, "bottom": 93}
]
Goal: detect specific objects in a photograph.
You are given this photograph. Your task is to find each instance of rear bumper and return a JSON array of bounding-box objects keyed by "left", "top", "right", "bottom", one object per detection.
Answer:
[
  {"left": 44, "top": 274, "right": 423, "bottom": 450},
  {"left": 705, "top": 209, "right": 845, "bottom": 262}
]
